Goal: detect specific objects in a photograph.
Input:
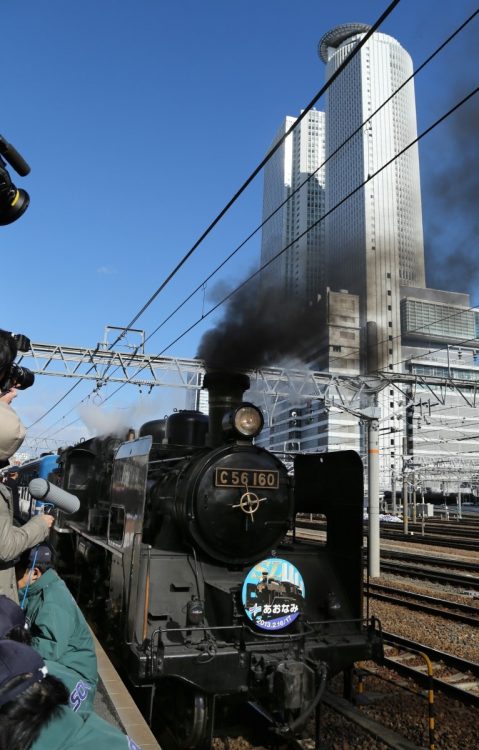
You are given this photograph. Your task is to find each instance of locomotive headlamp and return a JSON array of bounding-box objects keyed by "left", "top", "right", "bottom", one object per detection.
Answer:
[{"left": 222, "top": 403, "right": 264, "bottom": 438}]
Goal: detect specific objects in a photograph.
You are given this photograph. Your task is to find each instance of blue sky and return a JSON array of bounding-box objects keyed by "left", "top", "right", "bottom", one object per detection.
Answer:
[{"left": 1, "top": 0, "right": 477, "bottom": 452}]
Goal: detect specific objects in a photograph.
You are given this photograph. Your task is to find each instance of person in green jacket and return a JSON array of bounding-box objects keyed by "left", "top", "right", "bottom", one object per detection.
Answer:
[
  {"left": 15, "top": 543, "right": 98, "bottom": 704},
  {"left": 0, "top": 640, "right": 141, "bottom": 750},
  {"left": 0, "top": 593, "right": 94, "bottom": 717}
]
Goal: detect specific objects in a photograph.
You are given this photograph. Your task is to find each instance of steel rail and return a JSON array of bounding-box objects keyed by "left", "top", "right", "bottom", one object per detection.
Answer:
[
  {"left": 382, "top": 631, "right": 479, "bottom": 706},
  {"left": 367, "top": 586, "right": 479, "bottom": 626}
]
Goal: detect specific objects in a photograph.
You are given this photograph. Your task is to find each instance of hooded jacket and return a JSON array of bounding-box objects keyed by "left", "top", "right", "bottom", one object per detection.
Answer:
[
  {"left": 0, "top": 401, "right": 26, "bottom": 461},
  {"left": 29, "top": 705, "right": 141, "bottom": 750},
  {"left": 0, "top": 483, "right": 49, "bottom": 603},
  {"left": 21, "top": 568, "right": 98, "bottom": 692}
]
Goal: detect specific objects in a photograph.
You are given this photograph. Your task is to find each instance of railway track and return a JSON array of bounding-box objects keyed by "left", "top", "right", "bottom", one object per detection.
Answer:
[
  {"left": 248, "top": 690, "right": 424, "bottom": 750},
  {"left": 295, "top": 526, "right": 479, "bottom": 588},
  {"left": 378, "top": 561, "right": 479, "bottom": 589},
  {"left": 380, "top": 631, "right": 479, "bottom": 707},
  {"left": 381, "top": 549, "right": 479, "bottom": 572},
  {"left": 366, "top": 582, "right": 479, "bottom": 625},
  {"left": 296, "top": 517, "right": 479, "bottom": 551}
]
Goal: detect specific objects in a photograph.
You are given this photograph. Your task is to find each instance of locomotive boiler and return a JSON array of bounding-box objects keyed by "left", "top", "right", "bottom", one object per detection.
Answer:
[{"left": 54, "top": 371, "right": 382, "bottom": 748}]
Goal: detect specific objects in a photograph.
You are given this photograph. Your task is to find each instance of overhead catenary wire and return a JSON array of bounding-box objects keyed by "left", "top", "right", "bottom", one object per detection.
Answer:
[
  {"left": 82, "top": 6, "right": 479, "bottom": 395},
  {"left": 116, "top": 0, "right": 401, "bottom": 332},
  {"left": 38, "top": 289, "right": 479, "bottom": 442},
  {"left": 31, "top": 10, "right": 479, "bottom": 440},
  {"left": 132, "top": 7, "right": 479, "bottom": 351},
  {"left": 25, "top": 1, "right": 401, "bottom": 432},
  {"left": 114, "top": 86, "right": 479, "bottom": 377},
  {"left": 31, "top": 84, "right": 479, "bottom": 446}
]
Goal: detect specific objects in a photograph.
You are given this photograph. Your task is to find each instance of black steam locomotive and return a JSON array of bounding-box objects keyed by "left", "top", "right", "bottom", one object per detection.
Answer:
[{"left": 54, "top": 371, "right": 382, "bottom": 748}]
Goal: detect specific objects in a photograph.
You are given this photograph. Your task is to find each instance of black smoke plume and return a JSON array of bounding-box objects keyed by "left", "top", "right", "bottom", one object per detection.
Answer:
[
  {"left": 424, "top": 93, "right": 479, "bottom": 293},
  {"left": 196, "top": 278, "right": 323, "bottom": 371}
]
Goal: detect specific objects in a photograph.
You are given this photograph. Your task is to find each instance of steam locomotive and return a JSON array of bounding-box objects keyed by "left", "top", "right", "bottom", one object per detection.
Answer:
[{"left": 53, "top": 371, "right": 382, "bottom": 748}]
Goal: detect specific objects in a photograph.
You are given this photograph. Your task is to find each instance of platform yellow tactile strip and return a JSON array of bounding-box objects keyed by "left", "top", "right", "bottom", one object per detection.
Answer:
[{"left": 92, "top": 631, "right": 162, "bottom": 750}]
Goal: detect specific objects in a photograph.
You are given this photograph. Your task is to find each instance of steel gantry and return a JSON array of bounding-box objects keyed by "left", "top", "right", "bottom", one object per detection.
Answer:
[
  {"left": 17, "top": 340, "right": 479, "bottom": 581},
  {"left": 18, "top": 341, "right": 479, "bottom": 405}
]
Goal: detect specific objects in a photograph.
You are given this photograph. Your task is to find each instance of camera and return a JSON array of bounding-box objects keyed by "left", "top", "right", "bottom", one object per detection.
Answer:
[
  {"left": 0, "top": 135, "right": 31, "bottom": 226},
  {"left": 0, "top": 329, "right": 35, "bottom": 392}
]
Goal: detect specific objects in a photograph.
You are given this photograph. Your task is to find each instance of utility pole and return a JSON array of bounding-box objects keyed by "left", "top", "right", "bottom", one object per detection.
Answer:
[
  {"left": 402, "top": 435, "right": 409, "bottom": 535},
  {"left": 402, "top": 472, "right": 409, "bottom": 535},
  {"left": 391, "top": 470, "right": 397, "bottom": 515},
  {"left": 368, "top": 418, "right": 380, "bottom": 578},
  {"left": 411, "top": 470, "right": 416, "bottom": 522}
]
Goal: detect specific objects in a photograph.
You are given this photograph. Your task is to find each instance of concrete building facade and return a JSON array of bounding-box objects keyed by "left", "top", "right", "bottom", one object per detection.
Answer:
[
  {"left": 255, "top": 24, "right": 479, "bottom": 500},
  {"left": 260, "top": 109, "right": 326, "bottom": 301},
  {"left": 320, "top": 23, "right": 425, "bottom": 374}
]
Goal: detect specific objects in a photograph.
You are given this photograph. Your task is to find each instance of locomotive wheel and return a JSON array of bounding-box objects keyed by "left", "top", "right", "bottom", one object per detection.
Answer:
[{"left": 154, "top": 681, "right": 210, "bottom": 749}]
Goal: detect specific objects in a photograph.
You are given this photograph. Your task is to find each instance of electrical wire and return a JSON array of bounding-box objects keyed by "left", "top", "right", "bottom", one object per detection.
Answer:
[
  {"left": 26, "top": 0, "right": 400, "bottom": 433},
  {"left": 78, "top": 6, "right": 479, "bottom": 399},
  {"left": 31, "top": 19, "right": 479, "bottom": 449},
  {"left": 115, "top": 0, "right": 400, "bottom": 332},
  {"left": 31, "top": 83, "right": 479, "bottom": 449},
  {"left": 96, "top": 85, "right": 479, "bottom": 392}
]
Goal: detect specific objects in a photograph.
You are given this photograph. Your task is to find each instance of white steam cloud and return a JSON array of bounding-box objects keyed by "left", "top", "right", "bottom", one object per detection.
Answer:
[{"left": 77, "top": 394, "right": 165, "bottom": 438}]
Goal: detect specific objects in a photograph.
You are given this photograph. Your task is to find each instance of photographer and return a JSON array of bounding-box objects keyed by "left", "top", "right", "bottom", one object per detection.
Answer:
[{"left": 0, "top": 330, "right": 53, "bottom": 601}]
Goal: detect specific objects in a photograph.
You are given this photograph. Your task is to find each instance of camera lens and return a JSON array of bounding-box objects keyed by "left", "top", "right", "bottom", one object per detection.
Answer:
[{"left": 9, "top": 363, "right": 35, "bottom": 390}]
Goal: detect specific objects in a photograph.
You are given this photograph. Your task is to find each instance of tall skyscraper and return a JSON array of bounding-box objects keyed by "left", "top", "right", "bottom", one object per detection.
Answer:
[
  {"left": 320, "top": 23, "right": 425, "bottom": 373},
  {"left": 260, "top": 109, "right": 326, "bottom": 302},
  {"left": 257, "top": 24, "right": 479, "bottom": 496}
]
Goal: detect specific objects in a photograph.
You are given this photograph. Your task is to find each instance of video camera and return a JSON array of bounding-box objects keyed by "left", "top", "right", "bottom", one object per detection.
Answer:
[
  {"left": 0, "top": 135, "right": 30, "bottom": 226},
  {"left": 0, "top": 330, "right": 35, "bottom": 392}
]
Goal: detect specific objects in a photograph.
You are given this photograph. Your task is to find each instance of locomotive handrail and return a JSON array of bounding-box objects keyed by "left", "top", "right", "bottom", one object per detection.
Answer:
[
  {"left": 152, "top": 616, "right": 367, "bottom": 636},
  {"left": 151, "top": 616, "right": 368, "bottom": 655}
]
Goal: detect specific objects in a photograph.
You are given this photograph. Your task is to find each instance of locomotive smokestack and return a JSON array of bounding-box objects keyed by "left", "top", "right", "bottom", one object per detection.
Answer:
[{"left": 203, "top": 371, "right": 250, "bottom": 447}]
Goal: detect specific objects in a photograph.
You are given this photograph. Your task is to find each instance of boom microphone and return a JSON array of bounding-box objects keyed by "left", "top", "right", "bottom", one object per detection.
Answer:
[
  {"left": 28, "top": 478, "right": 80, "bottom": 515},
  {"left": 0, "top": 136, "right": 31, "bottom": 176}
]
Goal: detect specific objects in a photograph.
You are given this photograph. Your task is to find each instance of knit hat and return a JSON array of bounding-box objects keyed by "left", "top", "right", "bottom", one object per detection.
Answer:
[
  {"left": 0, "top": 594, "right": 26, "bottom": 638},
  {"left": 0, "top": 641, "right": 47, "bottom": 707},
  {"left": 0, "top": 401, "right": 26, "bottom": 461}
]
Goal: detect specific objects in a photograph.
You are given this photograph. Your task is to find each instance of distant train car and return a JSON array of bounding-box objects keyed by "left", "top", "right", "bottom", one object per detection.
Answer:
[
  {"left": 384, "top": 488, "right": 478, "bottom": 506},
  {"left": 10, "top": 453, "right": 60, "bottom": 519}
]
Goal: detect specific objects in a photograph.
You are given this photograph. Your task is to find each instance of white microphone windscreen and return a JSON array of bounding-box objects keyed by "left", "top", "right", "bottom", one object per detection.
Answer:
[{"left": 29, "top": 478, "right": 80, "bottom": 514}]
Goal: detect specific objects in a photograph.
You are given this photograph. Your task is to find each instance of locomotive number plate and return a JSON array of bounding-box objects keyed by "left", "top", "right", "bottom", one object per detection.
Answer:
[{"left": 215, "top": 468, "right": 279, "bottom": 489}]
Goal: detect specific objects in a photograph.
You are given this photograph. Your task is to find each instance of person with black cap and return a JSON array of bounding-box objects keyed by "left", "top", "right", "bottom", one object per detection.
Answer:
[
  {"left": 0, "top": 592, "right": 28, "bottom": 642},
  {"left": 0, "top": 640, "right": 142, "bottom": 750},
  {"left": 0, "top": 593, "right": 94, "bottom": 717},
  {"left": 15, "top": 543, "right": 98, "bottom": 705},
  {"left": 0, "top": 400, "right": 54, "bottom": 602}
]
